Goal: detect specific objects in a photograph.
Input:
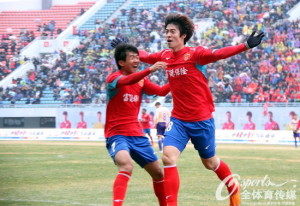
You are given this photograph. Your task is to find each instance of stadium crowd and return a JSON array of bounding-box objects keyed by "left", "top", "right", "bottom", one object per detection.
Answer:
[{"left": 0, "top": 0, "right": 299, "bottom": 104}]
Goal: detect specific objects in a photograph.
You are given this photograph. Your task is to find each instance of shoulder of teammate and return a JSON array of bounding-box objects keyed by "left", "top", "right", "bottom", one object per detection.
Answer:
[
  {"left": 139, "top": 49, "right": 171, "bottom": 63},
  {"left": 106, "top": 71, "right": 121, "bottom": 84}
]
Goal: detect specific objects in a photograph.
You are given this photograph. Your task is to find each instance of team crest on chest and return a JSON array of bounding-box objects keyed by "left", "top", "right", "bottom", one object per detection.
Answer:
[
  {"left": 183, "top": 53, "right": 191, "bottom": 61},
  {"left": 138, "top": 79, "right": 144, "bottom": 87}
]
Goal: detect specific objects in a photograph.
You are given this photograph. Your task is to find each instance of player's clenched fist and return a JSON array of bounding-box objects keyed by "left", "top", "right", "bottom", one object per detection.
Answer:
[{"left": 149, "top": 61, "right": 167, "bottom": 72}]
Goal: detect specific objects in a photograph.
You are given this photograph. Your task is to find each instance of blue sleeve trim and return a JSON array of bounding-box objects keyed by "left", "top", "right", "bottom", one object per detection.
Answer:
[
  {"left": 196, "top": 63, "right": 207, "bottom": 78},
  {"left": 107, "top": 75, "right": 122, "bottom": 101}
]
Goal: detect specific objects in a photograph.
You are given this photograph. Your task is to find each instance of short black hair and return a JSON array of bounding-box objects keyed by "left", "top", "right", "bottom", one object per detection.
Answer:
[
  {"left": 165, "top": 13, "right": 194, "bottom": 45},
  {"left": 63, "top": 111, "right": 68, "bottom": 115},
  {"left": 114, "top": 43, "right": 138, "bottom": 70},
  {"left": 155, "top": 102, "right": 161, "bottom": 106},
  {"left": 246, "top": 111, "right": 252, "bottom": 117}
]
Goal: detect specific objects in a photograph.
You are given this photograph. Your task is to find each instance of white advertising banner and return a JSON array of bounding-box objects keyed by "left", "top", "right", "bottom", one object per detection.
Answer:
[
  {"left": 0, "top": 129, "right": 105, "bottom": 141},
  {"left": 0, "top": 129, "right": 294, "bottom": 145},
  {"left": 215, "top": 130, "right": 294, "bottom": 145}
]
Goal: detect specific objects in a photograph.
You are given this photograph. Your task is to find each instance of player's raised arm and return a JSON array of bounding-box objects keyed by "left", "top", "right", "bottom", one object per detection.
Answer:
[
  {"left": 197, "top": 31, "right": 265, "bottom": 65},
  {"left": 138, "top": 50, "right": 162, "bottom": 65},
  {"left": 116, "top": 61, "right": 167, "bottom": 87}
]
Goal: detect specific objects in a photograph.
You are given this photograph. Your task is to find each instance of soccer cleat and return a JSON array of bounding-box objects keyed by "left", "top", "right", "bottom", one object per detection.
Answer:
[{"left": 229, "top": 183, "right": 240, "bottom": 206}]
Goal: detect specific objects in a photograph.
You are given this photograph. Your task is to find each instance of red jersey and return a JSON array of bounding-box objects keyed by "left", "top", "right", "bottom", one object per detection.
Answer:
[
  {"left": 222, "top": 121, "right": 235, "bottom": 130},
  {"left": 139, "top": 44, "right": 247, "bottom": 121},
  {"left": 77, "top": 121, "right": 87, "bottom": 129},
  {"left": 264, "top": 121, "right": 280, "bottom": 130},
  {"left": 140, "top": 113, "right": 151, "bottom": 129},
  {"left": 60, "top": 120, "right": 71, "bottom": 128},
  {"left": 243, "top": 122, "right": 256, "bottom": 130},
  {"left": 105, "top": 69, "right": 170, "bottom": 138}
]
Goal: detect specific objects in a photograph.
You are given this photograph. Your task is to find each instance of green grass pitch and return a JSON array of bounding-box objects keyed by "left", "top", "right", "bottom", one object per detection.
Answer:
[{"left": 0, "top": 141, "right": 299, "bottom": 206}]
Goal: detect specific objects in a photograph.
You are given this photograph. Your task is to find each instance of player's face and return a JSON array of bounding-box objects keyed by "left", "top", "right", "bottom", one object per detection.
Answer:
[
  {"left": 226, "top": 112, "right": 231, "bottom": 120},
  {"left": 120, "top": 51, "right": 140, "bottom": 74},
  {"left": 165, "top": 24, "right": 186, "bottom": 52}
]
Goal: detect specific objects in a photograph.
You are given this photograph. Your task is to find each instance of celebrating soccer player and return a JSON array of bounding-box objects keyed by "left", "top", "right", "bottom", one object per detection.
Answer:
[
  {"left": 105, "top": 43, "right": 170, "bottom": 206},
  {"left": 111, "top": 13, "right": 264, "bottom": 206}
]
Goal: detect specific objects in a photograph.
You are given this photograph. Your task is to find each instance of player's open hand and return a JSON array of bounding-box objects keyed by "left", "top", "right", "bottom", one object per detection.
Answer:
[
  {"left": 111, "top": 36, "right": 129, "bottom": 48},
  {"left": 150, "top": 61, "right": 167, "bottom": 72},
  {"left": 245, "top": 31, "right": 265, "bottom": 49}
]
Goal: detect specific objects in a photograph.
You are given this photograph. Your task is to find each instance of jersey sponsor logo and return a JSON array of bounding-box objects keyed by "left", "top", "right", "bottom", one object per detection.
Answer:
[
  {"left": 166, "top": 67, "right": 188, "bottom": 78},
  {"left": 183, "top": 53, "right": 191, "bottom": 61},
  {"left": 123, "top": 93, "right": 139, "bottom": 102}
]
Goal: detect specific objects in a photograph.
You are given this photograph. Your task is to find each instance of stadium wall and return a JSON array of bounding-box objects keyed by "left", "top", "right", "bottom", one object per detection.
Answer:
[{"left": 0, "top": 105, "right": 299, "bottom": 130}]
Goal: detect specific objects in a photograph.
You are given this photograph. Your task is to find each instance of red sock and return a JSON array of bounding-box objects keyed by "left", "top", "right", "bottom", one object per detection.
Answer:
[
  {"left": 113, "top": 171, "right": 131, "bottom": 206},
  {"left": 153, "top": 178, "right": 167, "bottom": 206},
  {"left": 214, "top": 160, "right": 238, "bottom": 195},
  {"left": 164, "top": 165, "right": 180, "bottom": 206}
]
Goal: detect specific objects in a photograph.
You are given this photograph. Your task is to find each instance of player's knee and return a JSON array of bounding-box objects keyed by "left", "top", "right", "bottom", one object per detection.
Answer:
[
  {"left": 152, "top": 168, "right": 164, "bottom": 180},
  {"left": 162, "top": 153, "right": 176, "bottom": 166},
  {"left": 202, "top": 159, "right": 218, "bottom": 170},
  {"left": 118, "top": 162, "right": 134, "bottom": 173}
]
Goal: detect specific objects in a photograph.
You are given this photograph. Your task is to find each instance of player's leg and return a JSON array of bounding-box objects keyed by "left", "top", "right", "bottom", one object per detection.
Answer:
[
  {"left": 147, "top": 129, "right": 154, "bottom": 146},
  {"left": 293, "top": 132, "right": 298, "bottom": 148},
  {"left": 201, "top": 156, "right": 240, "bottom": 206},
  {"left": 162, "top": 117, "right": 190, "bottom": 206},
  {"left": 144, "top": 128, "right": 154, "bottom": 146},
  {"left": 106, "top": 136, "right": 133, "bottom": 206},
  {"left": 130, "top": 136, "right": 167, "bottom": 206},
  {"left": 144, "top": 161, "right": 167, "bottom": 206},
  {"left": 190, "top": 118, "right": 240, "bottom": 206},
  {"left": 157, "top": 122, "right": 166, "bottom": 152},
  {"left": 157, "top": 135, "right": 163, "bottom": 152}
]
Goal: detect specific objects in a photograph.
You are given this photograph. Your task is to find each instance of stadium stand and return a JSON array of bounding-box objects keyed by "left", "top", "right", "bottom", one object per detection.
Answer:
[{"left": 0, "top": 0, "right": 299, "bottom": 105}]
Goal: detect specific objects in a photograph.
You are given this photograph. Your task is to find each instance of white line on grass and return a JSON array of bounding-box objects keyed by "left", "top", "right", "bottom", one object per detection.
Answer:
[{"left": 0, "top": 198, "right": 109, "bottom": 206}]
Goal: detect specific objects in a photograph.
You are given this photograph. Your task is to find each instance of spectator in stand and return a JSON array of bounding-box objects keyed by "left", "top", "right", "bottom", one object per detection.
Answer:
[{"left": 1, "top": 0, "right": 299, "bottom": 104}]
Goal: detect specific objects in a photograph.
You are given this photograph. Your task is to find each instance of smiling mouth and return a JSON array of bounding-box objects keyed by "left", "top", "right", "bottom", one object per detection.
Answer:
[{"left": 167, "top": 40, "right": 172, "bottom": 43}]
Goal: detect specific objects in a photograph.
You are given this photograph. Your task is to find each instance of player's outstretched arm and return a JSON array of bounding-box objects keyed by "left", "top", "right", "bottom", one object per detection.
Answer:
[
  {"left": 139, "top": 50, "right": 162, "bottom": 65},
  {"left": 197, "top": 31, "right": 265, "bottom": 65},
  {"left": 116, "top": 62, "right": 167, "bottom": 87},
  {"left": 143, "top": 81, "right": 170, "bottom": 96}
]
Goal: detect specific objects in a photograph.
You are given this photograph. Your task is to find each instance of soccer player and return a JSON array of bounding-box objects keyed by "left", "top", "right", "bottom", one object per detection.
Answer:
[
  {"left": 288, "top": 111, "right": 299, "bottom": 148},
  {"left": 140, "top": 108, "right": 154, "bottom": 146},
  {"left": 112, "top": 13, "right": 264, "bottom": 206},
  {"left": 222, "top": 111, "right": 235, "bottom": 130},
  {"left": 154, "top": 102, "right": 171, "bottom": 152},
  {"left": 60, "top": 111, "right": 71, "bottom": 128},
  {"left": 105, "top": 43, "right": 170, "bottom": 206},
  {"left": 76, "top": 111, "right": 87, "bottom": 128},
  {"left": 243, "top": 111, "right": 256, "bottom": 130},
  {"left": 264, "top": 111, "right": 280, "bottom": 130}
]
